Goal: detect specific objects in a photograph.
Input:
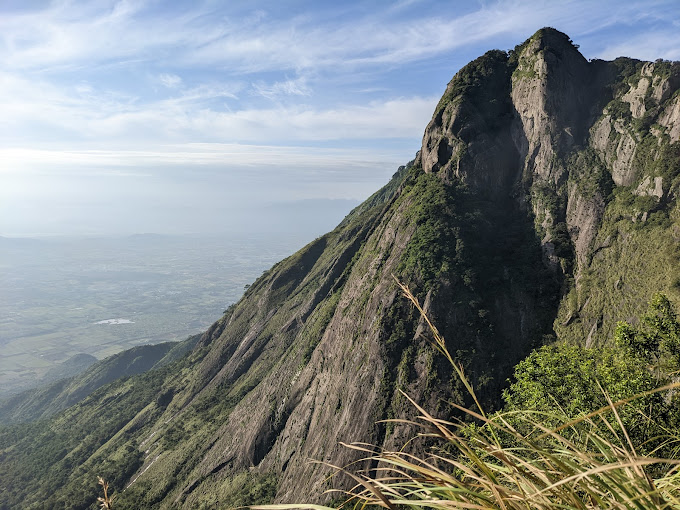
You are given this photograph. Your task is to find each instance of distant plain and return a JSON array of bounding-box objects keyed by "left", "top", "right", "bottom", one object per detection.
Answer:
[{"left": 0, "top": 233, "right": 309, "bottom": 399}]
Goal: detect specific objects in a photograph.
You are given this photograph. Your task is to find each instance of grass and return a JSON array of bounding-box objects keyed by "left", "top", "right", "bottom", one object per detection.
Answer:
[
  {"left": 554, "top": 194, "right": 680, "bottom": 347},
  {"left": 255, "top": 280, "right": 680, "bottom": 510},
  {"left": 97, "top": 476, "right": 115, "bottom": 509}
]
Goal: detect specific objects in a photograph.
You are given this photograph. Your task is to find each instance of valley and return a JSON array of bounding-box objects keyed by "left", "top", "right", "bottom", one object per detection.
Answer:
[{"left": 0, "top": 234, "right": 309, "bottom": 398}]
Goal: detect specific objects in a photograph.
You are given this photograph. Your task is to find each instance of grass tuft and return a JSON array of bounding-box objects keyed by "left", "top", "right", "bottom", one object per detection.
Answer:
[{"left": 97, "top": 476, "right": 115, "bottom": 509}]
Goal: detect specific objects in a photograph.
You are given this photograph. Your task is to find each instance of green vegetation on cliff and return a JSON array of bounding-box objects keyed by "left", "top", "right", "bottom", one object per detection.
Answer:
[{"left": 505, "top": 293, "right": 680, "bottom": 455}]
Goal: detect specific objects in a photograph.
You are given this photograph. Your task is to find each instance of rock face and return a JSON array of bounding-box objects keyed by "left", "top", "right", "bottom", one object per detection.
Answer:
[
  {"left": 2, "top": 28, "right": 680, "bottom": 509},
  {"left": 509, "top": 29, "right": 592, "bottom": 184},
  {"left": 419, "top": 49, "right": 520, "bottom": 194}
]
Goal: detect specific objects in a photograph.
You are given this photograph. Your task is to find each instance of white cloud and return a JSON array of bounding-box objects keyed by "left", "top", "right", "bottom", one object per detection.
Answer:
[
  {"left": 0, "top": 1, "right": 676, "bottom": 151},
  {"left": 1, "top": 0, "right": 679, "bottom": 237},
  {"left": 159, "top": 73, "right": 182, "bottom": 88},
  {"left": 252, "top": 77, "right": 311, "bottom": 100},
  {"left": 597, "top": 30, "right": 680, "bottom": 61},
  {"left": 2, "top": 0, "right": 674, "bottom": 75},
  {"left": 113, "top": 95, "right": 435, "bottom": 142},
  {"left": 0, "top": 143, "right": 407, "bottom": 174},
  {"left": 0, "top": 65, "right": 436, "bottom": 143}
]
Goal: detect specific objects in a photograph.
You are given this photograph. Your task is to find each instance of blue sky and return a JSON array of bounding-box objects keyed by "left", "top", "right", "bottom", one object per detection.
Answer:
[{"left": 1, "top": 0, "right": 679, "bottom": 236}]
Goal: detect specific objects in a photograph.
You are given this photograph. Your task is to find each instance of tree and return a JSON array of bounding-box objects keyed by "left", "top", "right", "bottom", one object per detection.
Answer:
[{"left": 502, "top": 293, "right": 680, "bottom": 452}]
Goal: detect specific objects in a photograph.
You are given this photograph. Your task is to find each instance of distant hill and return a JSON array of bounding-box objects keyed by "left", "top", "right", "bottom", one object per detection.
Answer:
[
  {"left": 0, "top": 336, "right": 198, "bottom": 425},
  {"left": 1, "top": 27, "right": 679, "bottom": 508},
  {"left": 40, "top": 353, "right": 98, "bottom": 385}
]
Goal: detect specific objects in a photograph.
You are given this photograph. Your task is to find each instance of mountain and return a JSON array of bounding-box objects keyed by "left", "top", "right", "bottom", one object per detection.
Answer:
[
  {"left": 0, "top": 337, "right": 199, "bottom": 425},
  {"left": 1, "top": 27, "right": 679, "bottom": 509}
]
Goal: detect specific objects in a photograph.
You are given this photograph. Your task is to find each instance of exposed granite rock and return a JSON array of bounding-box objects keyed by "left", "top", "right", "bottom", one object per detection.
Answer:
[
  {"left": 419, "top": 49, "right": 520, "bottom": 197},
  {"left": 622, "top": 63, "right": 653, "bottom": 118},
  {"left": 659, "top": 95, "right": 680, "bottom": 142},
  {"left": 566, "top": 186, "right": 606, "bottom": 269},
  {"left": 635, "top": 175, "right": 664, "bottom": 198},
  {"left": 510, "top": 28, "right": 591, "bottom": 184}
]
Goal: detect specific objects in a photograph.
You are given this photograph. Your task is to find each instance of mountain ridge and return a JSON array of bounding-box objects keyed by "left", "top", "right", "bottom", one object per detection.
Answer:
[
  {"left": 0, "top": 336, "right": 199, "bottom": 425},
  {"left": 1, "top": 27, "right": 679, "bottom": 508}
]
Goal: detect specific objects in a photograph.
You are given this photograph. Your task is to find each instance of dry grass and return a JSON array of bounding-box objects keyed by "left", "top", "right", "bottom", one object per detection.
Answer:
[
  {"left": 254, "top": 279, "right": 680, "bottom": 510},
  {"left": 97, "top": 476, "right": 115, "bottom": 509}
]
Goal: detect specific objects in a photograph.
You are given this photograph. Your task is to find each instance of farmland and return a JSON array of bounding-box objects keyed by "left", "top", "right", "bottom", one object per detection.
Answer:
[{"left": 0, "top": 234, "right": 306, "bottom": 398}]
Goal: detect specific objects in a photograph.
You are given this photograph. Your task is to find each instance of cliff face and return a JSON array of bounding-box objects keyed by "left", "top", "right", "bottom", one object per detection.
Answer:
[
  {"left": 420, "top": 28, "right": 680, "bottom": 347},
  {"left": 2, "top": 28, "right": 680, "bottom": 509}
]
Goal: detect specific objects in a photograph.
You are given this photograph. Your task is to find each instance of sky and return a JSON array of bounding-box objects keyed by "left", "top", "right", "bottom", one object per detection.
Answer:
[{"left": 1, "top": 0, "right": 679, "bottom": 237}]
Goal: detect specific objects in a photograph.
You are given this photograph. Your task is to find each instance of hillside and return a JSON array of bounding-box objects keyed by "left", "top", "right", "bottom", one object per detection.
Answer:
[
  {"left": 0, "top": 28, "right": 679, "bottom": 508},
  {"left": 0, "top": 336, "right": 199, "bottom": 425}
]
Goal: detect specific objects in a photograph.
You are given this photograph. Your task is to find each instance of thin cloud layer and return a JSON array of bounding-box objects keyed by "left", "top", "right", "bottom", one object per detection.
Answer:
[{"left": 4, "top": 1, "right": 677, "bottom": 73}]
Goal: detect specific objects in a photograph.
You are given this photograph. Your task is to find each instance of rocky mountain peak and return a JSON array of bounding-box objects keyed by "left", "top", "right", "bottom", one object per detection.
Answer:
[
  {"left": 418, "top": 48, "right": 518, "bottom": 196},
  {"left": 418, "top": 26, "right": 680, "bottom": 294},
  {"left": 523, "top": 27, "right": 585, "bottom": 60},
  {"left": 418, "top": 28, "right": 596, "bottom": 199}
]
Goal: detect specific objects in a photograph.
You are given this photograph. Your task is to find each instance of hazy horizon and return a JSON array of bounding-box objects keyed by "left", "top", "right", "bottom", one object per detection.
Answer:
[
  {"left": 0, "top": 196, "right": 363, "bottom": 238},
  {"left": 0, "top": 232, "right": 313, "bottom": 399}
]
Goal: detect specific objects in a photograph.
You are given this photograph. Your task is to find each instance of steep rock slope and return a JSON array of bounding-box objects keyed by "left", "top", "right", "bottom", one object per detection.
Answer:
[
  {"left": 421, "top": 27, "right": 680, "bottom": 346},
  {"left": 1, "top": 28, "right": 679, "bottom": 509},
  {"left": 509, "top": 31, "right": 680, "bottom": 346}
]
